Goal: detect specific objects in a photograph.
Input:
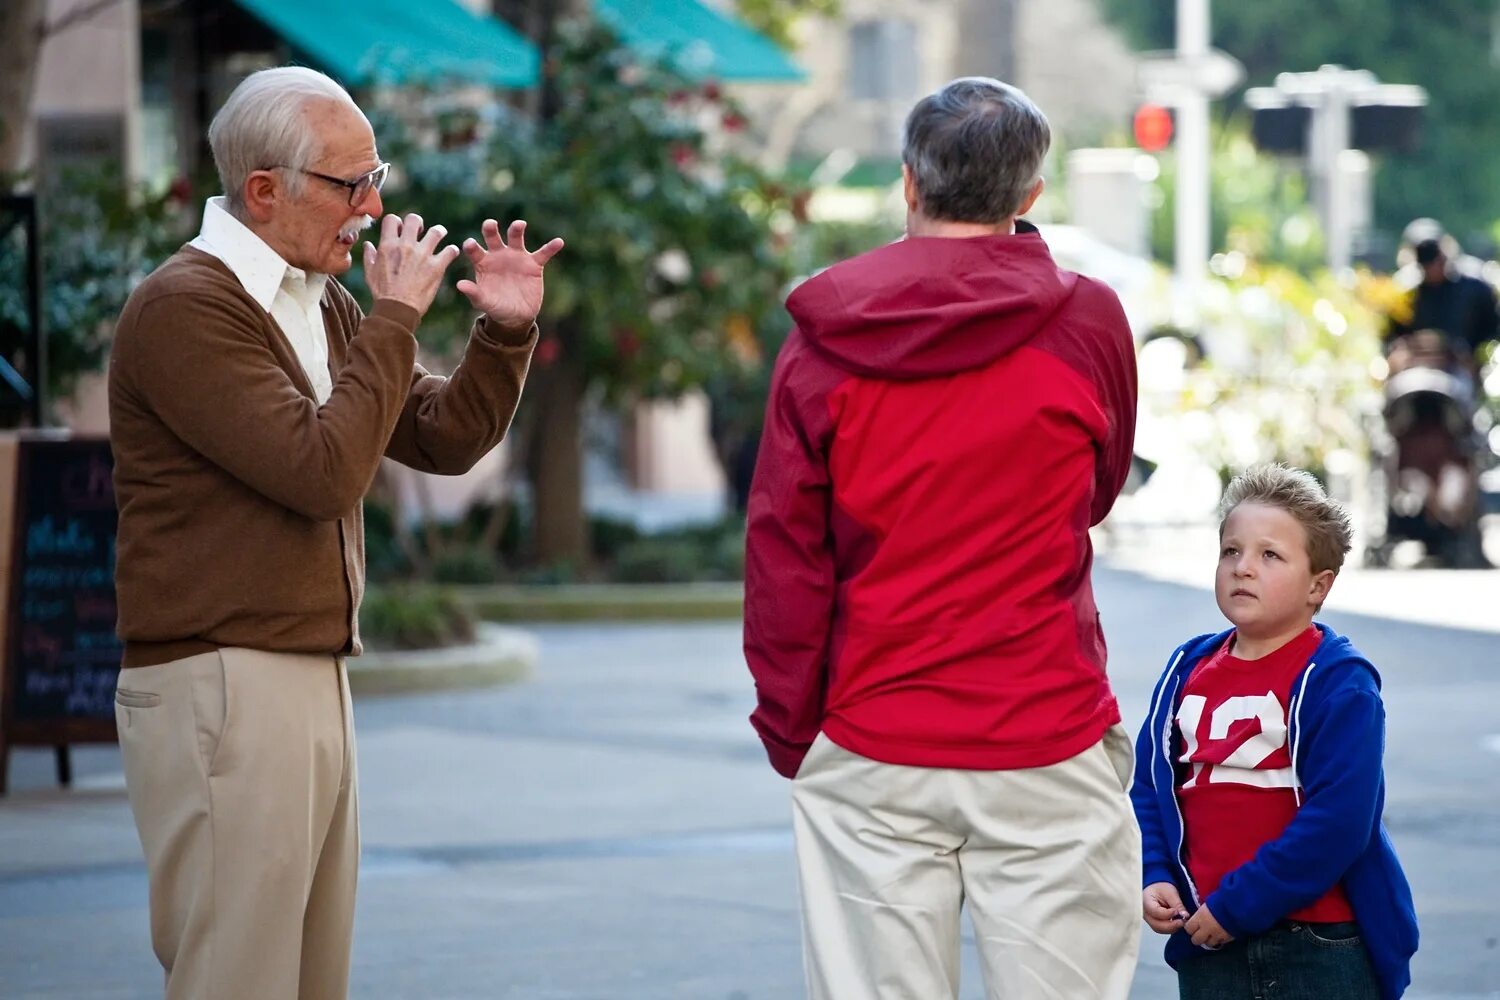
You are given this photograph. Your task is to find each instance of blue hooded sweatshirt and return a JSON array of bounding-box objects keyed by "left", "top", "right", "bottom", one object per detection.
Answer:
[{"left": 1131, "top": 623, "right": 1419, "bottom": 1000}]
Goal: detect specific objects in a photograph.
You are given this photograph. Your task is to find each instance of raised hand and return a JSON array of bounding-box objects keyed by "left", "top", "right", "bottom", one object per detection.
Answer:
[
  {"left": 456, "top": 219, "right": 564, "bottom": 329},
  {"left": 363, "top": 214, "right": 462, "bottom": 318}
]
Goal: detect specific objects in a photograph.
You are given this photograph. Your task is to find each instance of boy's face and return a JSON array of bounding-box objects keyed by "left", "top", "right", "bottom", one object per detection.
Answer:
[{"left": 1215, "top": 502, "right": 1334, "bottom": 641}]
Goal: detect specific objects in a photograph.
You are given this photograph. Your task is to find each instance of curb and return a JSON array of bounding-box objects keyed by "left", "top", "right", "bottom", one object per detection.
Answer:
[
  {"left": 347, "top": 623, "right": 538, "bottom": 695},
  {"left": 451, "top": 583, "right": 744, "bottom": 622}
]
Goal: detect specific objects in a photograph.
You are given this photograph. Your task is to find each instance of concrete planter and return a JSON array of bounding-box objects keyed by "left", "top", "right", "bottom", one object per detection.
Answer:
[{"left": 347, "top": 623, "right": 537, "bottom": 696}]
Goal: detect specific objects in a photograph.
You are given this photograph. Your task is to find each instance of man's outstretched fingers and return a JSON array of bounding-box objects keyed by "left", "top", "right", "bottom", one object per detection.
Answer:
[
  {"left": 507, "top": 220, "right": 528, "bottom": 250},
  {"left": 533, "top": 237, "right": 565, "bottom": 266},
  {"left": 380, "top": 213, "right": 402, "bottom": 245},
  {"left": 418, "top": 224, "right": 448, "bottom": 253}
]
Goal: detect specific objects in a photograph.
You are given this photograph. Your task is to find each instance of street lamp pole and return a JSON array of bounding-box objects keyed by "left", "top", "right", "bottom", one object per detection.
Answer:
[{"left": 1175, "top": 0, "right": 1211, "bottom": 297}]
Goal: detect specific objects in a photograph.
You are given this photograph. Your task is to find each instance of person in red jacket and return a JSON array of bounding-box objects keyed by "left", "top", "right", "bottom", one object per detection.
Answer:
[{"left": 744, "top": 77, "right": 1141, "bottom": 1000}]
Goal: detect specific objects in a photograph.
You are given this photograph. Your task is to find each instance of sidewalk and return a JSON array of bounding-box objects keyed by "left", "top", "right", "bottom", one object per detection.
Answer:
[{"left": 3, "top": 593, "right": 1499, "bottom": 995}]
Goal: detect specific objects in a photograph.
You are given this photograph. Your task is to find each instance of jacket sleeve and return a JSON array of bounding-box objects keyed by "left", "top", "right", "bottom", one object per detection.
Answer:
[
  {"left": 1081, "top": 281, "right": 1139, "bottom": 525},
  {"left": 1133, "top": 663, "right": 1182, "bottom": 890},
  {"left": 116, "top": 292, "right": 418, "bottom": 522},
  {"left": 383, "top": 315, "right": 538, "bottom": 475},
  {"left": 743, "top": 332, "right": 835, "bottom": 779},
  {"left": 1204, "top": 678, "right": 1386, "bottom": 937},
  {"left": 1475, "top": 278, "right": 1499, "bottom": 349}
]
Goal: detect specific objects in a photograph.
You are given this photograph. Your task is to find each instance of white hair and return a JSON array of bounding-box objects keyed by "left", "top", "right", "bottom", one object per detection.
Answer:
[{"left": 207, "top": 66, "right": 359, "bottom": 215}]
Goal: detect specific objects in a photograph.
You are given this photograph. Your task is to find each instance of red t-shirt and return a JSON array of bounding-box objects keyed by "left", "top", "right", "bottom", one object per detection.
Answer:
[{"left": 1175, "top": 626, "right": 1354, "bottom": 923}]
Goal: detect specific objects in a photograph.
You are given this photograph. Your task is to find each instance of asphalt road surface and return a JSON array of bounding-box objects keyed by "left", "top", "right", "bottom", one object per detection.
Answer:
[{"left": 1, "top": 565, "right": 1496, "bottom": 998}]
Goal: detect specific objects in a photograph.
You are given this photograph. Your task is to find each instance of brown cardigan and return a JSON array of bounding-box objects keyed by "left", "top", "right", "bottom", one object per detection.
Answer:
[{"left": 109, "top": 247, "right": 535, "bottom": 667}]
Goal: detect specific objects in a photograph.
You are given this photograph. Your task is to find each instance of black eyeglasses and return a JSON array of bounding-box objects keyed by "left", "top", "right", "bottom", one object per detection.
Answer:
[{"left": 270, "top": 161, "right": 391, "bottom": 206}]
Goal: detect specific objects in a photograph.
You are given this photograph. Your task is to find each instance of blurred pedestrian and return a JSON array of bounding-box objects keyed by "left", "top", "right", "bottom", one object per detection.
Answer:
[
  {"left": 743, "top": 77, "right": 1141, "bottom": 999},
  {"left": 109, "top": 66, "right": 561, "bottom": 1000},
  {"left": 1385, "top": 222, "right": 1497, "bottom": 359},
  {"left": 1132, "top": 465, "right": 1418, "bottom": 1000}
]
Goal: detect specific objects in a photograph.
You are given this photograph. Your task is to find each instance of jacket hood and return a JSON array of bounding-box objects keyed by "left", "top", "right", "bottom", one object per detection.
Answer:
[
  {"left": 785, "top": 221, "right": 1078, "bottom": 379},
  {"left": 1171, "top": 624, "right": 1381, "bottom": 694}
]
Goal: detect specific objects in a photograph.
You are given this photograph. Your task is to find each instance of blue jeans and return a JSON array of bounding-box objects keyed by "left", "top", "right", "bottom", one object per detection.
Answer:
[{"left": 1177, "top": 921, "right": 1380, "bottom": 1000}]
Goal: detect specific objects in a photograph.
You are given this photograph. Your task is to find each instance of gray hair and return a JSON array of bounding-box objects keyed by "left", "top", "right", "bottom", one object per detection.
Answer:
[
  {"left": 207, "top": 66, "right": 359, "bottom": 215},
  {"left": 902, "top": 77, "right": 1051, "bottom": 224}
]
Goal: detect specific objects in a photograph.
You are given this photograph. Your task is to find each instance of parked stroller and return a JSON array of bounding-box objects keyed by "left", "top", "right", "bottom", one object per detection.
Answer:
[{"left": 1367, "top": 330, "right": 1489, "bottom": 567}]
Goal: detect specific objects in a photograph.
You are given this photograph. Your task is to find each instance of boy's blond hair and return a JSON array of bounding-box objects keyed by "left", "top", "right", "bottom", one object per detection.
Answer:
[{"left": 1218, "top": 464, "right": 1353, "bottom": 575}]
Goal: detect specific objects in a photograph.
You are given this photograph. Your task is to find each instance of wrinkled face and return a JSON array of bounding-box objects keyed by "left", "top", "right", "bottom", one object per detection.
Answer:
[
  {"left": 1215, "top": 502, "right": 1329, "bottom": 640},
  {"left": 269, "top": 99, "right": 383, "bottom": 276}
]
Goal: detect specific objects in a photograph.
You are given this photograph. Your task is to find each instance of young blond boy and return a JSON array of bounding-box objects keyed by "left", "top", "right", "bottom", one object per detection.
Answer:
[{"left": 1131, "top": 464, "right": 1418, "bottom": 999}]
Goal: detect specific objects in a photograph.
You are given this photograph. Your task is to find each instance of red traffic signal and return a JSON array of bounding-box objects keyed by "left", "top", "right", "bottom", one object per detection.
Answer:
[{"left": 1133, "top": 104, "right": 1174, "bottom": 152}]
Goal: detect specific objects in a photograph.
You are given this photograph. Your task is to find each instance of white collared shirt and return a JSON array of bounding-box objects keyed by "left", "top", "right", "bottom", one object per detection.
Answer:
[{"left": 190, "top": 197, "right": 334, "bottom": 404}]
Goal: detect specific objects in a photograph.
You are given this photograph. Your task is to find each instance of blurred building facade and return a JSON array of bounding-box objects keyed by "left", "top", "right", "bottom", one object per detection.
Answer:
[
  {"left": 743, "top": 0, "right": 1139, "bottom": 181},
  {"left": 13, "top": 0, "right": 792, "bottom": 525},
  {"left": 18, "top": 0, "right": 1142, "bottom": 529},
  {"left": 21, "top": 1, "right": 143, "bottom": 186}
]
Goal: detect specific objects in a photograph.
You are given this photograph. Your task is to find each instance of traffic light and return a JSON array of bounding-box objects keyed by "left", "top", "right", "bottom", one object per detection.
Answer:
[
  {"left": 1245, "top": 75, "right": 1425, "bottom": 157},
  {"left": 1351, "top": 91, "right": 1424, "bottom": 154},
  {"left": 1133, "top": 104, "right": 1175, "bottom": 152},
  {"left": 1245, "top": 88, "right": 1310, "bottom": 154}
]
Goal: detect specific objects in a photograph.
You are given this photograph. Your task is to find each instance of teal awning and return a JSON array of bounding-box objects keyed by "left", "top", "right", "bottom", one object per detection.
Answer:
[
  {"left": 233, "top": 0, "right": 539, "bottom": 88},
  {"left": 232, "top": 0, "right": 799, "bottom": 89},
  {"left": 595, "top": 0, "right": 805, "bottom": 82}
]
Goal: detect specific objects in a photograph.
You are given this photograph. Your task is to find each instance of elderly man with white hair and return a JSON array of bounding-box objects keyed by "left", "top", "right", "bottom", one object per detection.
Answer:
[{"left": 108, "top": 66, "right": 561, "bottom": 999}]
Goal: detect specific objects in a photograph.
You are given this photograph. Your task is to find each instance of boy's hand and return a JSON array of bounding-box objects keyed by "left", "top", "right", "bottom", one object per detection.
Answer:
[
  {"left": 1185, "top": 904, "right": 1234, "bottom": 949},
  {"left": 1143, "top": 882, "right": 1191, "bottom": 934}
]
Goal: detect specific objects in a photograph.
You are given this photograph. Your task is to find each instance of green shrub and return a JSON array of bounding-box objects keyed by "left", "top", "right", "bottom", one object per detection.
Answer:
[
  {"left": 594, "top": 515, "right": 746, "bottom": 583},
  {"left": 517, "top": 560, "right": 580, "bottom": 585},
  {"left": 460, "top": 501, "right": 524, "bottom": 560},
  {"left": 362, "top": 498, "right": 412, "bottom": 583},
  {"left": 612, "top": 538, "right": 705, "bottom": 583},
  {"left": 711, "top": 528, "right": 746, "bottom": 579},
  {"left": 359, "top": 586, "right": 477, "bottom": 651},
  {"left": 431, "top": 548, "right": 500, "bottom": 584},
  {"left": 589, "top": 515, "right": 643, "bottom": 561}
]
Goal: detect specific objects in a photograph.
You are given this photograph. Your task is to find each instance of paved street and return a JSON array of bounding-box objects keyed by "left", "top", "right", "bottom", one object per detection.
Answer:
[{"left": 1, "top": 561, "right": 1498, "bottom": 998}]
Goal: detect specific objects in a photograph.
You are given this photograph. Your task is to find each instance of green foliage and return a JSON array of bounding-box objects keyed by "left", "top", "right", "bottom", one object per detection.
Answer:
[
  {"left": 359, "top": 22, "right": 796, "bottom": 403},
  {"left": 431, "top": 548, "right": 502, "bottom": 584},
  {"left": 1146, "top": 125, "right": 1324, "bottom": 270},
  {"left": 607, "top": 516, "right": 745, "bottom": 582},
  {"left": 732, "top": 0, "right": 840, "bottom": 48},
  {"left": 611, "top": 537, "right": 707, "bottom": 582},
  {"left": 362, "top": 497, "right": 414, "bottom": 581},
  {"left": 365, "top": 497, "right": 747, "bottom": 584},
  {"left": 358, "top": 585, "right": 478, "bottom": 650},
  {"left": 588, "top": 514, "right": 644, "bottom": 560},
  {"left": 1140, "top": 260, "right": 1386, "bottom": 480},
  {"left": 1096, "top": 0, "right": 1500, "bottom": 243},
  {"left": 0, "top": 166, "right": 187, "bottom": 404}
]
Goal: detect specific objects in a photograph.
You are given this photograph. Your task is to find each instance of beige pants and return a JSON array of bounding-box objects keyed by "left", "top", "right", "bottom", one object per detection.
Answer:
[
  {"left": 791, "top": 725, "right": 1142, "bottom": 1000},
  {"left": 114, "top": 648, "right": 359, "bottom": 1000}
]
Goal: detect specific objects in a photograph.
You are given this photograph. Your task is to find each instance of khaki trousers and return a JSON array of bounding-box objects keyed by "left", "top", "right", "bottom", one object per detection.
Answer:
[
  {"left": 114, "top": 648, "right": 359, "bottom": 1000},
  {"left": 791, "top": 725, "right": 1142, "bottom": 1000}
]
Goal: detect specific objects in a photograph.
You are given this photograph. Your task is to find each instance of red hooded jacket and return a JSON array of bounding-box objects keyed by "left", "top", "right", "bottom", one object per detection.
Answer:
[{"left": 744, "top": 223, "right": 1138, "bottom": 778}]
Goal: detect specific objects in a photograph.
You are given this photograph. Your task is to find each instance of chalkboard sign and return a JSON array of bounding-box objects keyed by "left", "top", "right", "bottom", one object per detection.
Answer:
[{"left": 0, "top": 436, "right": 121, "bottom": 793}]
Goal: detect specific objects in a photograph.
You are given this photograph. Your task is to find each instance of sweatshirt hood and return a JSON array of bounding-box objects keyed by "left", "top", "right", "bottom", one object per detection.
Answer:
[
  {"left": 785, "top": 221, "right": 1078, "bottom": 379},
  {"left": 1173, "top": 624, "right": 1381, "bottom": 691}
]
